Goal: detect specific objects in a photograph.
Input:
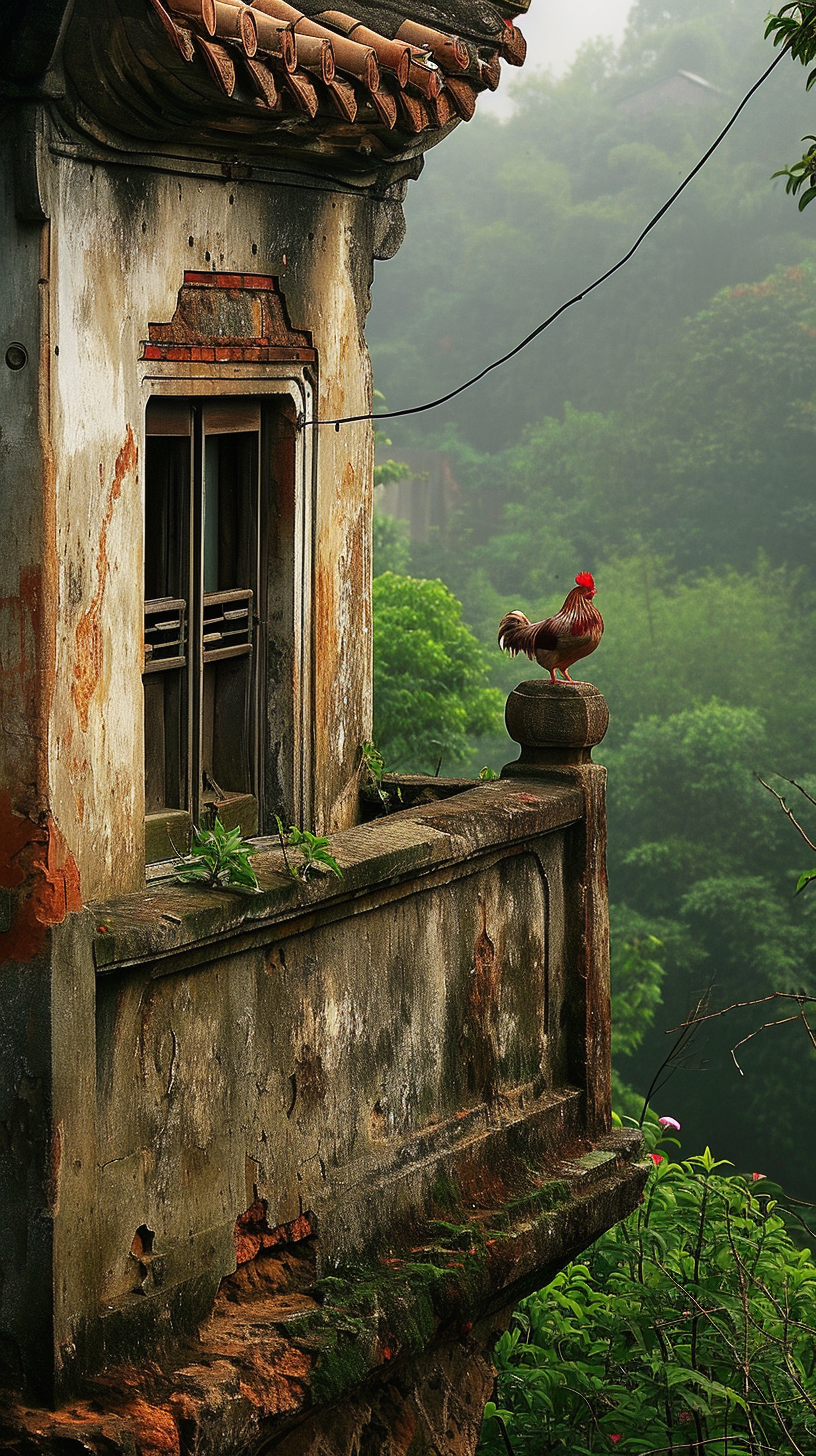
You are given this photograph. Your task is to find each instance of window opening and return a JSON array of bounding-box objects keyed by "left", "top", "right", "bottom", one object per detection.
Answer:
[{"left": 144, "top": 398, "right": 262, "bottom": 864}]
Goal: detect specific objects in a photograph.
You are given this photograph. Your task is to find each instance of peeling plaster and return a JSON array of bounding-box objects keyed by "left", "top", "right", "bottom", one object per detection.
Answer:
[{"left": 71, "top": 426, "right": 137, "bottom": 732}]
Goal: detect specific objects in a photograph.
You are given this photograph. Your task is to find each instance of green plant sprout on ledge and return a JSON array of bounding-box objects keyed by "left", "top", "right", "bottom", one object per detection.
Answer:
[
  {"left": 275, "top": 817, "right": 343, "bottom": 882},
  {"left": 360, "top": 740, "right": 394, "bottom": 812},
  {"left": 176, "top": 817, "right": 260, "bottom": 893}
]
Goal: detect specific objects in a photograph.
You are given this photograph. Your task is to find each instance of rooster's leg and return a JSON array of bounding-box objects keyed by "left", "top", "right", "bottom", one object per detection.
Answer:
[{"left": 561, "top": 669, "right": 575, "bottom": 682}]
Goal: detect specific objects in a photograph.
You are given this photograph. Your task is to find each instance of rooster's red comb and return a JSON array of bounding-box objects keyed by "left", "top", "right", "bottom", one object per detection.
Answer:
[{"left": 575, "top": 571, "right": 595, "bottom": 590}]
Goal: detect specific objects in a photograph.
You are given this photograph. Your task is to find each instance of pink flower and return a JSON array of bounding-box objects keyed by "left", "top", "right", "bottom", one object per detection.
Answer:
[
  {"left": 650, "top": 1153, "right": 663, "bottom": 1166},
  {"left": 678, "top": 1412, "right": 692, "bottom": 1423},
  {"left": 659, "top": 1116, "right": 681, "bottom": 1131},
  {"left": 610, "top": 1438, "right": 622, "bottom": 1446},
  {"left": 752, "top": 1172, "right": 766, "bottom": 1182}
]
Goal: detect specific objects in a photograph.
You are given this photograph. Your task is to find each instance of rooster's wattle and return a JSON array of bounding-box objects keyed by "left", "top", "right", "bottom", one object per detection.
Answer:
[{"left": 498, "top": 573, "right": 603, "bottom": 683}]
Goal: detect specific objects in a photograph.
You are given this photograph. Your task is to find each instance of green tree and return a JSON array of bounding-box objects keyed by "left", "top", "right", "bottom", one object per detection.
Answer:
[
  {"left": 609, "top": 907, "right": 667, "bottom": 1121},
  {"left": 372, "top": 572, "right": 503, "bottom": 774},
  {"left": 604, "top": 699, "right": 816, "bottom": 1193},
  {"left": 589, "top": 557, "right": 816, "bottom": 767},
  {"left": 407, "top": 264, "right": 816, "bottom": 611},
  {"left": 372, "top": 512, "right": 410, "bottom": 576}
]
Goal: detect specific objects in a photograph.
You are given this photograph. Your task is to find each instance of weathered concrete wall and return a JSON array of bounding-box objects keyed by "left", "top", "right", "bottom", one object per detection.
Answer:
[
  {"left": 0, "top": 1121, "right": 647, "bottom": 1455},
  {"left": 81, "top": 781, "right": 581, "bottom": 1378},
  {"left": 0, "top": 137, "right": 57, "bottom": 1397},
  {"left": 93, "top": 840, "right": 557, "bottom": 1306},
  {"left": 0, "top": 103, "right": 379, "bottom": 1403},
  {"left": 0, "top": 138, "right": 48, "bottom": 829},
  {"left": 0, "top": 758, "right": 639, "bottom": 1407},
  {"left": 36, "top": 122, "right": 376, "bottom": 901}
]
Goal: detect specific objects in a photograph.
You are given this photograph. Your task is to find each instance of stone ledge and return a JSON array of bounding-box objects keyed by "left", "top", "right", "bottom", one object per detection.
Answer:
[
  {"left": 91, "top": 779, "right": 585, "bottom": 973},
  {"left": 0, "top": 1134, "right": 647, "bottom": 1456}
]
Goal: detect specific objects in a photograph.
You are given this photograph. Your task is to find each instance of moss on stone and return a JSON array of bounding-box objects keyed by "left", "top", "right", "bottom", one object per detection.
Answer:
[
  {"left": 429, "top": 1169, "right": 463, "bottom": 1217},
  {"left": 310, "top": 1223, "right": 492, "bottom": 1387},
  {"left": 510, "top": 1180, "right": 571, "bottom": 1215},
  {"left": 427, "top": 1219, "right": 478, "bottom": 1250},
  {"left": 310, "top": 1334, "right": 371, "bottom": 1406}
]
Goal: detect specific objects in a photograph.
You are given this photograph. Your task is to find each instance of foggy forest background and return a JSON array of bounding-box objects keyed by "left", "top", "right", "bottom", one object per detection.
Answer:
[{"left": 366, "top": 0, "right": 816, "bottom": 1202}]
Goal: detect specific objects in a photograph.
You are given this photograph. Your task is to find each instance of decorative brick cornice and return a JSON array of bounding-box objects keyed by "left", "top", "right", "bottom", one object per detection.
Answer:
[{"left": 141, "top": 271, "right": 317, "bottom": 364}]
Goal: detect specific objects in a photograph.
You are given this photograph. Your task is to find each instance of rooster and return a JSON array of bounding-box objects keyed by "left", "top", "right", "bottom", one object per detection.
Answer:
[{"left": 498, "top": 572, "right": 603, "bottom": 683}]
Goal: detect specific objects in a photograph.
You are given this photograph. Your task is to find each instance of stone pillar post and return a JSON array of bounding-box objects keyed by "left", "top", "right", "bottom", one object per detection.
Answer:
[
  {"left": 502, "top": 679, "right": 609, "bottom": 776},
  {"left": 502, "top": 679, "right": 612, "bottom": 1137}
]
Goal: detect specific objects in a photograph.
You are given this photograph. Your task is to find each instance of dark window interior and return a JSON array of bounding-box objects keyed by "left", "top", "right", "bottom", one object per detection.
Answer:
[{"left": 144, "top": 399, "right": 264, "bottom": 863}]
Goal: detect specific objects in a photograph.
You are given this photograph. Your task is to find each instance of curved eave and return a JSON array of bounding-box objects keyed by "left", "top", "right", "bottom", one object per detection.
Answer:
[{"left": 3, "top": 0, "right": 533, "bottom": 181}]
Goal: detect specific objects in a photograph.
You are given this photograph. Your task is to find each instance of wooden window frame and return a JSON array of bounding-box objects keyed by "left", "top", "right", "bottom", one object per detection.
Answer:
[{"left": 141, "top": 373, "right": 316, "bottom": 870}]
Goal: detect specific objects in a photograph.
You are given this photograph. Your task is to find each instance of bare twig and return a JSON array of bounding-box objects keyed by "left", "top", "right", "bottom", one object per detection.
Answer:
[
  {"left": 779, "top": 774, "right": 816, "bottom": 812},
  {"left": 664, "top": 992, "right": 816, "bottom": 1076},
  {"left": 798, "top": 1005, "right": 816, "bottom": 1054},
  {"left": 639, "top": 991, "right": 710, "bottom": 1126},
  {"left": 629, "top": 1440, "right": 771, "bottom": 1455},
  {"left": 755, "top": 773, "right": 816, "bottom": 854},
  {"left": 667, "top": 992, "right": 816, "bottom": 1036},
  {"left": 730, "top": 1015, "right": 802, "bottom": 1075}
]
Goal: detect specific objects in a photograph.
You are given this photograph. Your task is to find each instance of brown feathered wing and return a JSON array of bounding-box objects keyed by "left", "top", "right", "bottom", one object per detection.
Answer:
[{"left": 497, "top": 611, "right": 559, "bottom": 661}]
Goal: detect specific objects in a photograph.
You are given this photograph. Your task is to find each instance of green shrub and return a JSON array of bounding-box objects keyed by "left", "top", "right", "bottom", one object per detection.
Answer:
[
  {"left": 480, "top": 1132, "right": 816, "bottom": 1455},
  {"left": 373, "top": 572, "right": 503, "bottom": 774}
]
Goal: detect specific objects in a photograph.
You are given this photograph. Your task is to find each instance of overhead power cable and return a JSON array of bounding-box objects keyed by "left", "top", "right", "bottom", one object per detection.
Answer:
[{"left": 303, "top": 44, "right": 788, "bottom": 432}]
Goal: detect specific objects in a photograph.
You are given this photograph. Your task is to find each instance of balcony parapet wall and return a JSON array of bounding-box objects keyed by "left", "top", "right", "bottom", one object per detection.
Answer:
[{"left": 0, "top": 683, "right": 649, "bottom": 1455}]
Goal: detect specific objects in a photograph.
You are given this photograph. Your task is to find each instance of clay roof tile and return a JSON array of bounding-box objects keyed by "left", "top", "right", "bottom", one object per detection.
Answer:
[{"left": 3, "top": 0, "right": 533, "bottom": 175}]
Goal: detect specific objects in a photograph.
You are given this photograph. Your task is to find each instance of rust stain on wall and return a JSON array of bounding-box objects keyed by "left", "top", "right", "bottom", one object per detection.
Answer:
[
  {"left": 109, "top": 1399, "right": 180, "bottom": 1456},
  {"left": 466, "top": 899, "right": 500, "bottom": 1098},
  {"left": 0, "top": 565, "right": 45, "bottom": 795},
  {"left": 0, "top": 567, "right": 40, "bottom": 684},
  {"left": 72, "top": 426, "right": 137, "bottom": 731},
  {"left": 36, "top": 814, "right": 83, "bottom": 923},
  {"left": 0, "top": 794, "right": 82, "bottom": 962}
]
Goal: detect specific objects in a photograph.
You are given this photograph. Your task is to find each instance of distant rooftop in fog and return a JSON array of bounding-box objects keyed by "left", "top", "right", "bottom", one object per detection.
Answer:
[{"left": 617, "top": 68, "right": 724, "bottom": 117}]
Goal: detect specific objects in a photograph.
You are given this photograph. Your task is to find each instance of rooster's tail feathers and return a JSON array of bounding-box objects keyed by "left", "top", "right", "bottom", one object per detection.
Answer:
[{"left": 498, "top": 610, "right": 536, "bottom": 660}]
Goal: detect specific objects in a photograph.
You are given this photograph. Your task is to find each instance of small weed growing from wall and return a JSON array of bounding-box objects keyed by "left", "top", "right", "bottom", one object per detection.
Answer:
[
  {"left": 275, "top": 818, "right": 343, "bottom": 882},
  {"left": 176, "top": 818, "right": 260, "bottom": 893},
  {"left": 360, "top": 740, "right": 403, "bottom": 815}
]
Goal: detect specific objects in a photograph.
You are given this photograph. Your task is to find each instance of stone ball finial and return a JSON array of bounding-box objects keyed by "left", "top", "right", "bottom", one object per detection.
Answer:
[{"left": 502, "top": 680, "right": 609, "bottom": 776}]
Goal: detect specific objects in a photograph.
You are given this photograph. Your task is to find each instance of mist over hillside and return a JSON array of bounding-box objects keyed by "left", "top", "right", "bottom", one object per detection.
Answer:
[{"left": 367, "top": 0, "right": 816, "bottom": 1197}]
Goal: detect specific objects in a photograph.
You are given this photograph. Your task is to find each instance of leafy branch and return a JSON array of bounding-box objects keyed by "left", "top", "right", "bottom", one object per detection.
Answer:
[
  {"left": 766, "top": 5, "right": 816, "bottom": 206},
  {"left": 481, "top": 1142, "right": 816, "bottom": 1455},
  {"left": 359, "top": 739, "right": 404, "bottom": 815}
]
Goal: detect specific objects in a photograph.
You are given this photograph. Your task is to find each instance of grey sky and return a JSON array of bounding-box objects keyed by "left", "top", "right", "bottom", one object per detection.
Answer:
[{"left": 482, "top": 0, "right": 634, "bottom": 114}]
